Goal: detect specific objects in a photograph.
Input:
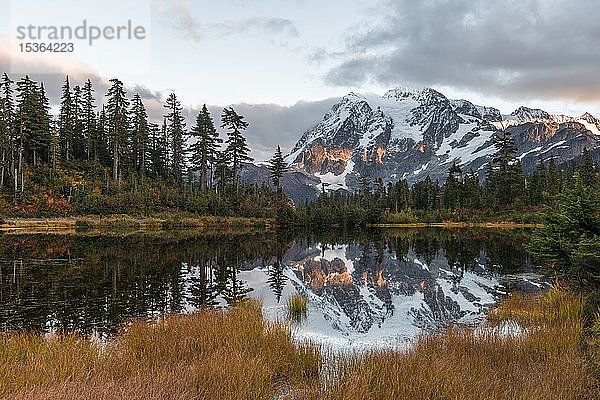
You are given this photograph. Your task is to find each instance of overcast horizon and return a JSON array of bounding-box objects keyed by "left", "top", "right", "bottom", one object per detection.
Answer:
[{"left": 2, "top": 0, "right": 600, "bottom": 160}]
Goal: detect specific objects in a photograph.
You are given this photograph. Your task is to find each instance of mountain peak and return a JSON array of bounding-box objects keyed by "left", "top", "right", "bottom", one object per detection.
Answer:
[
  {"left": 382, "top": 86, "right": 422, "bottom": 100},
  {"left": 383, "top": 86, "right": 447, "bottom": 106},
  {"left": 580, "top": 112, "right": 599, "bottom": 124},
  {"left": 510, "top": 106, "right": 550, "bottom": 121},
  {"left": 342, "top": 91, "right": 365, "bottom": 101}
]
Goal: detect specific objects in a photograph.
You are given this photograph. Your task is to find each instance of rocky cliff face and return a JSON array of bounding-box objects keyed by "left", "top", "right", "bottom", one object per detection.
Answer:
[{"left": 284, "top": 87, "right": 600, "bottom": 194}]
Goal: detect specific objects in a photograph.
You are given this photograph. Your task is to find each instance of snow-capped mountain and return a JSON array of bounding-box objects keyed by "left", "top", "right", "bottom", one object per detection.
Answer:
[{"left": 284, "top": 87, "right": 600, "bottom": 193}]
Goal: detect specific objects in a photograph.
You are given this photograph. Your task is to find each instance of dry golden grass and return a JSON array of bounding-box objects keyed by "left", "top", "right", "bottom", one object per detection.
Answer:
[
  {"left": 0, "top": 288, "right": 597, "bottom": 400},
  {"left": 0, "top": 300, "right": 320, "bottom": 400},
  {"left": 293, "top": 287, "right": 598, "bottom": 400}
]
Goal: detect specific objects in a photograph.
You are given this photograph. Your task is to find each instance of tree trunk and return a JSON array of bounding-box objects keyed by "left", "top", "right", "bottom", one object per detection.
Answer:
[
  {"left": 200, "top": 154, "right": 207, "bottom": 192},
  {"left": 0, "top": 149, "right": 5, "bottom": 188},
  {"left": 18, "top": 139, "right": 23, "bottom": 195},
  {"left": 112, "top": 142, "right": 119, "bottom": 181}
]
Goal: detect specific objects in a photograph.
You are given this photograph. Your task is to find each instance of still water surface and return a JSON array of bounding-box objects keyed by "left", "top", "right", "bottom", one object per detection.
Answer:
[{"left": 0, "top": 228, "right": 546, "bottom": 348}]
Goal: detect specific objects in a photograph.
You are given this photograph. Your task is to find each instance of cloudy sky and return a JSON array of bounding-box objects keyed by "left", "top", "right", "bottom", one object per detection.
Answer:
[{"left": 2, "top": 0, "right": 600, "bottom": 160}]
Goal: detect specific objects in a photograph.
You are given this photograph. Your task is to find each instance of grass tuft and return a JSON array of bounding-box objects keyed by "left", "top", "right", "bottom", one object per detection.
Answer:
[{"left": 286, "top": 293, "right": 308, "bottom": 322}]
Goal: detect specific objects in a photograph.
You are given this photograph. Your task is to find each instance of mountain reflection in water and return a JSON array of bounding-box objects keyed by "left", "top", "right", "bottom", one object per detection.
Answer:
[{"left": 0, "top": 228, "right": 547, "bottom": 348}]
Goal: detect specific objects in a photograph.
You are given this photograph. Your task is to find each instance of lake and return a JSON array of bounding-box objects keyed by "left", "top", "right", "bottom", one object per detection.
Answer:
[{"left": 0, "top": 228, "right": 547, "bottom": 349}]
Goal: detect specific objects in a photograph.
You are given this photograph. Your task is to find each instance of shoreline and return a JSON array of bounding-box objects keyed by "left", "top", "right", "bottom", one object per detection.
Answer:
[
  {"left": 0, "top": 215, "right": 275, "bottom": 233},
  {"left": 0, "top": 216, "right": 540, "bottom": 234},
  {"left": 371, "top": 221, "right": 542, "bottom": 229}
]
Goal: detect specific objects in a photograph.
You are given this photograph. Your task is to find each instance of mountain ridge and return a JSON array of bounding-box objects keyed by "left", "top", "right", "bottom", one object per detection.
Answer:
[{"left": 277, "top": 86, "right": 600, "bottom": 196}]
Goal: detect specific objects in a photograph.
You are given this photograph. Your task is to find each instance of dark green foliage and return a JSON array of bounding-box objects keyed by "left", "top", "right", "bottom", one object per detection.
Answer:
[
  {"left": 484, "top": 129, "right": 526, "bottom": 208},
  {"left": 189, "top": 104, "right": 221, "bottom": 192},
  {"left": 528, "top": 178, "right": 600, "bottom": 286},
  {"left": 0, "top": 73, "right": 291, "bottom": 218},
  {"left": 130, "top": 94, "right": 149, "bottom": 173},
  {"left": 58, "top": 76, "right": 75, "bottom": 161},
  {"left": 81, "top": 79, "right": 97, "bottom": 161},
  {"left": 105, "top": 78, "right": 129, "bottom": 181},
  {"left": 578, "top": 148, "right": 597, "bottom": 188},
  {"left": 268, "top": 145, "right": 288, "bottom": 191},
  {"left": 164, "top": 93, "right": 186, "bottom": 183},
  {"left": 0, "top": 73, "right": 15, "bottom": 189},
  {"left": 221, "top": 107, "right": 252, "bottom": 191}
]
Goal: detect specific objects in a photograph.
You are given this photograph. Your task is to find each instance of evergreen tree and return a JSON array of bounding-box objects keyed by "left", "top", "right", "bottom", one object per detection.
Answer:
[
  {"left": 221, "top": 107, "right": 252, "bottom": 192},
  {"left": 95, "top": 105, "right": 110, "bottom": 165},
  {"left": 0, "top": 73, "right": 14, "bottom": 188},
  {"left": 14, "top": 75, "right": 36, "bottom": 196},
  {"left": 32, "top": 82, "right": 51, "bottom": 165},
  {"left": 389, "top": 179, "right": 410, "bottom": 212},
  {"left": 130, "top": 94, "right": 149, "bottom": 173},
  {"left": 213, "top": 149, "right": 231, "bottom": 198},
  {"left": 442, "top": 161, "right": 463, "bottom": 209},
  {"left": 412, "top": 176, "right": 439, "bottom": 210},
  {"left": 267, "top": 145, "right": 288, "bottom": 193},
  {"left": 48, "top": 118, "right": 59, "bottom": 169},
  {"left": 71, "top": 85, "right": 85, "bottom": 159},
  {"left": 148, "top": 121, "right": 169, "bottom": 179},
  {"left": 147, "top": 122, "right": 161, "bottom": 178},
  {"left": 82, "top": 79, "right": 96, "bottom": 161},
  {"left": 578, "top": 148, "right": 596, "bottom": 187},
  {"left": 462, "top": 169, "right": 482, "bottom": 209},
  {"left": 58, "top": 76, "right": 75, "bottom": 162},
  {"left": 487, "top": 128, "right": 523, "bottom": 207},
  {"left": 105, "top": 78, "right": 129, "bottom": 181},
  {"left": 528, "top": 177, "right": 600, "bottom": 285},
  {"left": 546, "top": 158, "right": 562, "bottom": 197},
  {"left": 164, "top": 93, "right": 186, "bottom": 182},
  {"left": 14, "top": 76, "right": 50, "bottom": 167},
  {"left": 189, "top": 104, "right": 220, "bottom": 191},
  {"left": 528, "top": 158, "right": 547, "bottom": 205}
]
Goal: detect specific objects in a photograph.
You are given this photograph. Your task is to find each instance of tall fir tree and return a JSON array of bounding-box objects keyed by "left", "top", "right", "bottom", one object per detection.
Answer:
[
  {"left": 442, "top": 161, "right": 463, "bottom": 209},
  {"left": 130, "top": 94, "right": 149, "bottom": 174},
  {"left": 95, "top": 105, "right": 110, "bottom": 165},
  {"left": 14, "top": 75, "right": 38, "bottom": 195},
  {"left": 0, "top": 73, "right": 14, "bottom": 188},
  {"left": 58, "top": 76, "right": 75, "bottom": 162},
  {"left": 221, "top": 107, "right": 252, "bottom": 192},
  {"left": 82, "top": 79, "right": 96, "bottom": 161},
  {"left": 32, "top": 82, "right": 51, "bottom": 165},
  {"left": 528, "top": 158, "right": 547, "bottom": 205},
  {"left": 164, "top": 93, "right": 186, "bottom": 182},
  {"left": 267, "top": 145, "right": 288, "bottom": 194},
  {"left": 71, "top": 85, "right": 86, "bottom": 159},
  {"left": 189, "top": 104, "right": 220, "bottom": 191},
  {"left": 487, "top": 128, "right": 523, "bottom": 207},
  {"left": 15, "top": 76, "right": 50, "bottom": 166},
  {"left": 105, "top": 78, "right": 129, "bottom": 181},
  {"left": 148, "top": 122, "right": 167, "bottom": 179}
]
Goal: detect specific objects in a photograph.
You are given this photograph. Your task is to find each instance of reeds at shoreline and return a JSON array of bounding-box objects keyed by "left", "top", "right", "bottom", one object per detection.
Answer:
[{"left": 0, "top": 288, "right": 597, "bottom": 400}]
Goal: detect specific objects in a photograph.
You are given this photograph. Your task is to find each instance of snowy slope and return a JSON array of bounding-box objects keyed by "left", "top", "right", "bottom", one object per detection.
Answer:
[{"left": 285, "top": 87, "right": 600, "bottom": 193}]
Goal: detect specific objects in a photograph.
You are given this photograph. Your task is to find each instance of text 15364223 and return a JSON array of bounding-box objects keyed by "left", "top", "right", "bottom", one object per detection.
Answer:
[{"left": 18, "top": 42, "right": 74, "bottom": 53}]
